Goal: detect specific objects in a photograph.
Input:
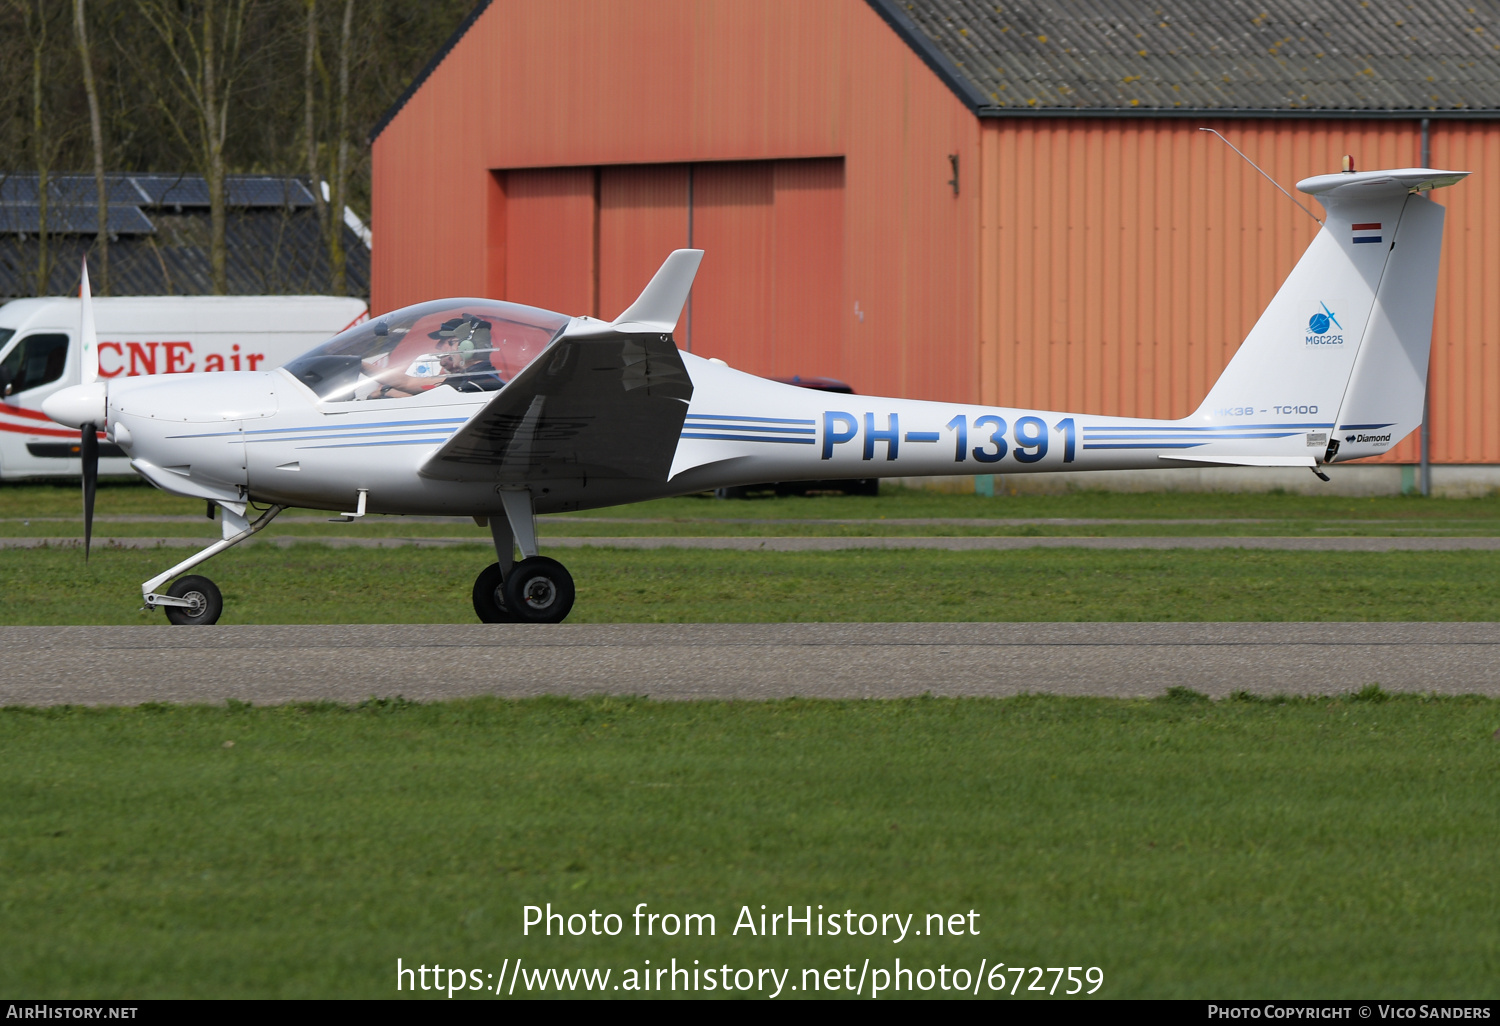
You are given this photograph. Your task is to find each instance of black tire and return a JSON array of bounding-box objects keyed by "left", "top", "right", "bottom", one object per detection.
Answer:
[
  {"left": 501, "top": 556, "right": 576, "bottom": 623},
  {"left": 472, "top": 563, "right": 518, "bottom": 623},
  {"left": 163, "top": 575, "right": 223, "bottom": 626}
]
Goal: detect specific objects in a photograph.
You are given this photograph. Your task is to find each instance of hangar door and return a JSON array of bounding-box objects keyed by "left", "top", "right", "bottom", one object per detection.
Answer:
[{"left": 490, "top": 159, "right": 844, "bottom": 381}]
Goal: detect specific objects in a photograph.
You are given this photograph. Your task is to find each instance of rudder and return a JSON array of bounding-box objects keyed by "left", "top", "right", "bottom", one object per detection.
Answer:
[{"left": 1329, "top": 186, "right": 1449, "bottom": 462}]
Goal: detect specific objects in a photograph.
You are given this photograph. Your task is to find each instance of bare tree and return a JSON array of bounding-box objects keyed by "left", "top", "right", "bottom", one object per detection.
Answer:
[
  {"left": 327, "top": 0, "right": 352, "bottom": 294},
  {"left": 8, "top": 0, "right": 61, "bottom": 295},
  {"left": 305, "top": 0, "right": 352, "bottom": 294},
  {"left": 0, "top": 0, "right": 471, "bottom": 301},
  {"left": 135, "top": 0, "right": 256, "bottom": 294},
  {"left": 304, "top": 0, "right": 326, "bottom": 249},
  {"left": 74, "top": 0, "right": 108, "bottom": 295}
]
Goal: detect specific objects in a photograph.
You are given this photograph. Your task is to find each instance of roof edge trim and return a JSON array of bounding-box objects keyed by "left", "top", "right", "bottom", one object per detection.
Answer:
[
  {"left": 976, "top": 107, "right": 1500, "bottom": 120},
  {"left": 864, "top": 0, "right": 990, "bottom": 113},
  {"left": 368, "top": 0, "right": 493, "bottom": 144}
]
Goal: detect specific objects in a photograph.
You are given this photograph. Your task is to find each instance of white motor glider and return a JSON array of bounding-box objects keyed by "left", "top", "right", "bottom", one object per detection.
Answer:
[{"left": 43, "top": 164, "right": 1467, "bottom": 625}]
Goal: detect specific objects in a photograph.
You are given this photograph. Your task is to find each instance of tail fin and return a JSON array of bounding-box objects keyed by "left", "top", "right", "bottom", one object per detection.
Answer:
[{"left": 1196, "top": 168, "right": 1467, "bottom": 463}]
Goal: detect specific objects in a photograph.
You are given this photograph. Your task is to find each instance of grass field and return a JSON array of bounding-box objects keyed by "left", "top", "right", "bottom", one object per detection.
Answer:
[
  {"left": 6, "top": 544, "right": 1500, "bottom": 623},
  {"left": 1, "top": 694, "right": 1496, "bottom": 999},
  {"left": 7, "top": 480, "right": 1500, "bottom": 532},
  {"left": 6, "top": 480, "right": 1500, "bottom": 625},
  {"left": 6, "top": 483, "right": 1497, "bottom": 1000}
]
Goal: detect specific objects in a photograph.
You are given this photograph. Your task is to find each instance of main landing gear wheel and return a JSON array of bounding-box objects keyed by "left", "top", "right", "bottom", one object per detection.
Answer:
[
  {"left": 501, "top": 556, "right": 575, "bottom": 624},
  {"left": 472, "top": 563, "right": 519, "bottom": 623},
  {"left": 163, "top": 575, "right": 223, "bottom": 626}
]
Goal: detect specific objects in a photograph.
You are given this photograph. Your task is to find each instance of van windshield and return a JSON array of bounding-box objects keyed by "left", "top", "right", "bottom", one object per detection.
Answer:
[
  {"left": 0, "top": 332, "right": 68, "bottom": 396},
  {"left": 283, "top": 298, "right": 570, "bottom": 402}
]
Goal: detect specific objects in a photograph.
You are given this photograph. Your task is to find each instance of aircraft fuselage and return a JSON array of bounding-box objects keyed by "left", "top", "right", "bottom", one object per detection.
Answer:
[{"left": 107, "top": 351, "right": 1335, "bottom": 517}]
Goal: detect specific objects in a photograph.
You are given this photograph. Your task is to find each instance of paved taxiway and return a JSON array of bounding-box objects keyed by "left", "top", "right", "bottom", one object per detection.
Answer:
[{"left": 3, "top": 622, "right": 1497, "bottom": 706}]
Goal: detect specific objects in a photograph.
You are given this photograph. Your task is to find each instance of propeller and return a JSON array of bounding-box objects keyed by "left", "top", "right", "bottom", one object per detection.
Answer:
[
  {"left": 38, "top": 259, "right": 108, "bottom": 559},
  {"left": 81, "top": 417, "right": 97, "bottom": 558},
  {"left": 78, "top": 259, "right": 99, "bottom": 560}
]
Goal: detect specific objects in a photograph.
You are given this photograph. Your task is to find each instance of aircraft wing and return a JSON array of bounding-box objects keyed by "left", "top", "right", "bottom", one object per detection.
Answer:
[{"left": 417, "top": 329, "right": 693, "bottom": 484}]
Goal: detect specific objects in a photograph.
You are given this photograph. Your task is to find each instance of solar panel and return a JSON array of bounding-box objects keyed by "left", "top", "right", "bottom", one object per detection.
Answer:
[
  {"left": 45, "top": 175, "right": 152, "bottom": 204},
  {"left": 0, "top": 203, "right": 156, "bottom": 235},
  {"left": 0, "top": 173, "right": 317, "bottom": 211},
  {"left": 226, "top": 177, "right": 316, "bottom": 207},
  {"left": 128, "top": 175, "right": 211, "bottom": 206},
  {"left": 0, "top": 176, "right": 38, "bottom": 203},
  {"left": 126, "top": 174, "right": 316, "bottom": 208}
]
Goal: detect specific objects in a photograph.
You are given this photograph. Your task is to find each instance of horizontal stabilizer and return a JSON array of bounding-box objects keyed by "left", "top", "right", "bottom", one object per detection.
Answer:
[{"left": 1297, "top": 167, "right": 1468, "bottom": 202}]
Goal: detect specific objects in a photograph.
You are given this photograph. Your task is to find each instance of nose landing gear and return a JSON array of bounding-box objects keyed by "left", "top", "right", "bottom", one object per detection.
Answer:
[
  {"left": 162, "top": 575, "right": 223, "bottom": 626},
  {"left": 144, "top": 502, "right": 284, "bottom": 626}
]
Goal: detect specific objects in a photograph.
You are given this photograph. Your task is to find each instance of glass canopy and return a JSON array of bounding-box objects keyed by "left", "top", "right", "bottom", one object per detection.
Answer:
[{"left": 283, "top": 298, "right": 569, "bottom": 402}]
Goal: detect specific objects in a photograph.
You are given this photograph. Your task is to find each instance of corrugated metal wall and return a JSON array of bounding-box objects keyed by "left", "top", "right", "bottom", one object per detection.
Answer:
[
  {"left": 497, "top": 168, "right": 597, "bottom": 316},
  {"left": 1430, "top": 123, "right": 1500, "bottom": 465},
  {"left": 371, "top": 0, "right": 978, "bottom": 403},
  {"left": 599, "top": 166, "right": 691, "bottom": 328},
  {"left": 492, "top": 159, "right": 844, "bottom": 375},
  {"left": 692, "top": 160, "right": 844, "bottom": 376},
  {"left": 373, "top": 1, "right": 1498, "bottom": 464},
  {"left": 978, "top": 118, "right": 1498, "bottom": 464}
]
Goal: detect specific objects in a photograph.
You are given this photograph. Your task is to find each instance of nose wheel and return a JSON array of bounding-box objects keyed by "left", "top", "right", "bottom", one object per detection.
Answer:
[
  {"left": 161, "top": 575, "right": 223, "bottom": 626},
  {"left": 142, "top": 504, "right": 283, "bottom": 626}
]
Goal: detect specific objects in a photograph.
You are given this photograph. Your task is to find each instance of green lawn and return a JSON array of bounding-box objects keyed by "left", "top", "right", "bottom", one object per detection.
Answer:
[
  {"left": 6, "top": 544, "right": 1500, "bottom": 624},
  {"left": 1, "top": 695, "right": 1496, "bottom": 999},
  {"left": 8, "top": 482, "right": 1499, "bottom": 1000},
  {"left": 7, "top": 479, "right": 1500, "bottom": 527},
  {"left": 17, "top": 516, "right": 1500, "bottom": 538}
]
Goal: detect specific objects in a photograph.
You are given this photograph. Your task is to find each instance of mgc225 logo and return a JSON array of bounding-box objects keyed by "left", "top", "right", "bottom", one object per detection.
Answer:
[{"left": 1305, "top": 303, "right": 1344, "bottom": 346}]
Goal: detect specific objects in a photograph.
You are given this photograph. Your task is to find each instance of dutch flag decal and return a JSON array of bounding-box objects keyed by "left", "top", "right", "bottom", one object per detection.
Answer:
[{"left": 1352, "top": 222, "right": 1383, "bottom": 245}]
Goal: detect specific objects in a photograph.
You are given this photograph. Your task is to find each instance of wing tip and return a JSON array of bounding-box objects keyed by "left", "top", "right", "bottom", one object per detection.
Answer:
[{"left": 611, "top": 249, "right": 704, "bottom": 332}]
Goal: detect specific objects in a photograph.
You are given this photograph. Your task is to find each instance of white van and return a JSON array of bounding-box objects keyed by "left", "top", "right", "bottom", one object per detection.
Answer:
[{"left": 0, "top": 295, "right": 367, "bottom": 479}]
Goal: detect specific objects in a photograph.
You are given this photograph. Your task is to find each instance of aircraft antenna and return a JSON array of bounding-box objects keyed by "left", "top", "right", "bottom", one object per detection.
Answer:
[{"left": 1199, "top": 128, "right": 1324, "bottom": 227}]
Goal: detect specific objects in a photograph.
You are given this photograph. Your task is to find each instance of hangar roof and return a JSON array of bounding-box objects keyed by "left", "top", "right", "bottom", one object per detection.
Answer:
[
  {"left": 873, "top": 0, "right": 1500, "bottom": 115},
  {"left": 373, "top": 0, "right": 1500, "bottom": 140},
  {"left": 0, "top": 173, "right": 370, "bottom": 299}
]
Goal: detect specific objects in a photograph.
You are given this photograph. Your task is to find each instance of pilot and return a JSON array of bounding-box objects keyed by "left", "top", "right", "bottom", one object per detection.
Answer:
[
  {"left": 369, "top": 355, "right": 443, "bottom": 399},
  {"left": 368, "top": 314, "right": 504, "bottom": 398},
  {"left": 433, "top": 315, "right": 504, "bottom": 392}
]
